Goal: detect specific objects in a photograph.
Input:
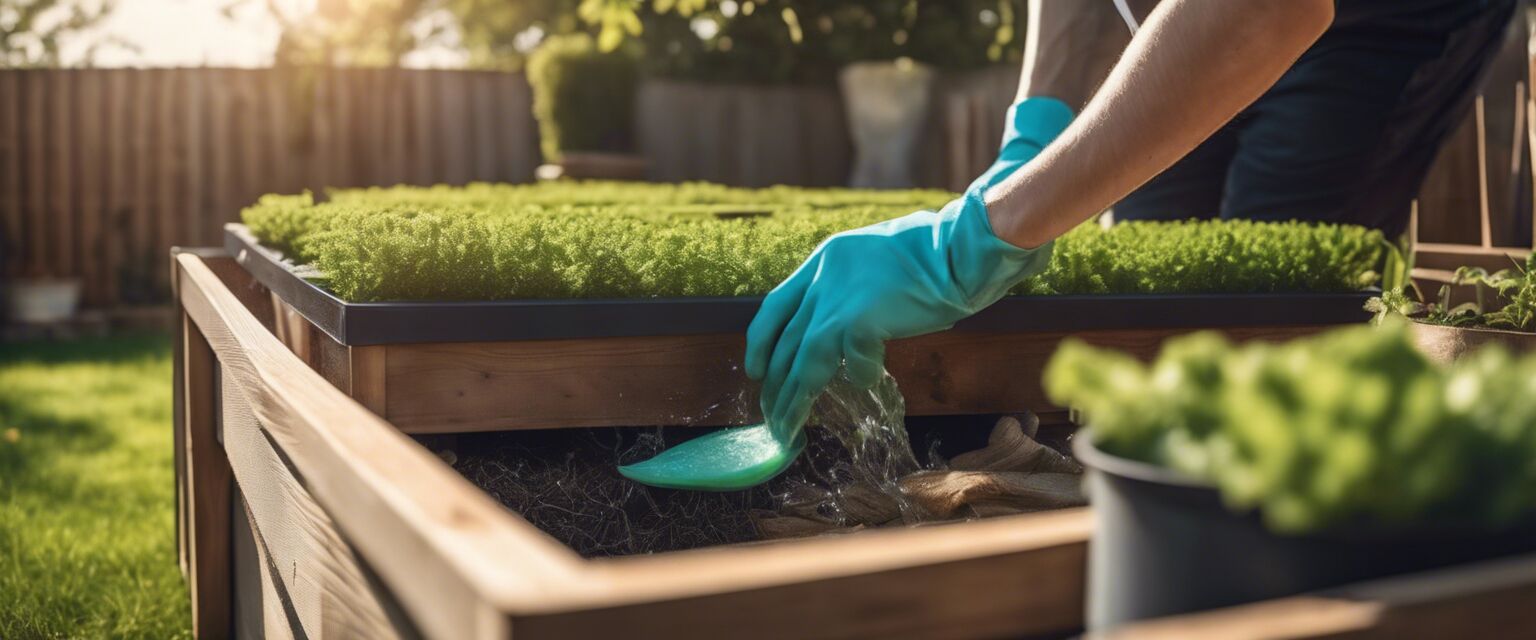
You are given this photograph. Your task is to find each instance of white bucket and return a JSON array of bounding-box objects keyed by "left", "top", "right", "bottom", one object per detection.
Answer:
[{"left": 4, "top": 279, "right": 82, "bottom": 324}]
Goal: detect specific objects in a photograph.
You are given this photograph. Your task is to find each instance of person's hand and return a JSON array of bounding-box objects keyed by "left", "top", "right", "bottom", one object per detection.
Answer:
[
  {"left": 969, "top": 96, "right": 1075, "bottom": 194},
  {"left": 745, "top": 191, "right": 1052, "bottom": 438},
  {"left": 743, "top": 96, "right": 1072, "bottom": 439}
]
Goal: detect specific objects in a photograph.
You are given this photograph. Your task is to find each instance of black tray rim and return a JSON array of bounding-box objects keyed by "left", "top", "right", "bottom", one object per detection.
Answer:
[{"left": 226, "top": 223, "right": 1375, "bottom": 346}]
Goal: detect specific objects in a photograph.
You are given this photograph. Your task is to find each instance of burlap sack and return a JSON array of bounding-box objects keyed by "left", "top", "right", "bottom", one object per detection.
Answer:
[{"left": 753, "top": 413, "right": 1086, "bottom": 539}]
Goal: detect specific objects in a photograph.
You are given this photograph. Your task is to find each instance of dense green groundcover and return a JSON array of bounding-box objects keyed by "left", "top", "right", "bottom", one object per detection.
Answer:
[
  {"left": 243, "top": 182, "right": 1387, "bottom": 303},
  {"left": 0, "top": 336, "right": 190, "bottom": 638}
]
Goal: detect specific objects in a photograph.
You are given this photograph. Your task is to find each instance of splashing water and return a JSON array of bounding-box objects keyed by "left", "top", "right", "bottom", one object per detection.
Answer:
[{"left": 790, "top": 368, "right": 925, "bottom": 523}]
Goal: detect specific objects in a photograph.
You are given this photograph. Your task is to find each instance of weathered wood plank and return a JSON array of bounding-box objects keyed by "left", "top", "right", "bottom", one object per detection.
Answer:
[
  {"left": 0, "top": 72, "right": 23, "bottom": 276},
  {"left": 222, "top": 361, "right": 412, "bottom": 639},
  {"left": 381, "top": 325, "right": 1328, "bottom": 433},
  {"left": 22, "top": 70, "right": 48, "bottom": 276},
  {"left": 439, "top": 73, "right": 471, "bottom": 185},
  {"left": 131, "top": 70, "right": 158, "bottom": 292},
  {"left": 350, "top": 345, "right": 386, "bottom": 416},
  {"left": 232, "top": 492, "right": 302, "bottom": 640},
  {"left": 529, "top": 510, "right": 1090, "bottom": 639},
  {"left": 1099, "top": 554, "right": 1536, "bottom": 640},
  {"left": 103, "top": 69, "right": 131, "bottom": 305},
  {"left": 184, "top": 310, "right": 233, "bottom": 638},
  {"left": 5, "top": 68, "right": 549, "bottom": 307},
  {"left": 178, "top": 254, "right": 579, "bottom": 640},
  {"left": 47, "top": 70, "right": 75, "bottom": 281},
  {"left": 74, "top": 71, "right": 104, "bottom": 305},
  {"left": 181, "top": 252, "right": 1112, "bottom": 640}
]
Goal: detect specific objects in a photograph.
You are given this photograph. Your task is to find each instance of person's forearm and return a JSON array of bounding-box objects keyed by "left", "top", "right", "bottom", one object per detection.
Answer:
[
  {"left": 988, "top": 0, "right": 1334, "bottom": 249},
  {"left": 1015, "top": 0, "right": 1137, "bottom": 111}
]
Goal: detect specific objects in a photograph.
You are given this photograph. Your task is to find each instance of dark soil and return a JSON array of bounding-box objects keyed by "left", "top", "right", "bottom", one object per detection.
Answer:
[{"left": 428, "top": 416, "right": 1005, "bottom": 558}]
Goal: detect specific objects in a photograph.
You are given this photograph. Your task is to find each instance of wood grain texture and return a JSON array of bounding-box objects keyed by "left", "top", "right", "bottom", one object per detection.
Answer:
[
  {"left": 23, "top": 70, "right": 47, "bottom": 276},
  {"left": 270, "top": 293, "right": 312, "bottom": 365},
  {"left": 382, "top": 325, "right": 1330, "bottom": 433},
  {"left": 181, "top": 254, "right": 1101, "bottom": 639},
  {"left": 232, "top": 493, "right": 302, "bottom": 640},
  {"left": 0, "top": 71, "right": 20, "bottom": 276},
  {"left": 2, "top": 68, "right": 539, "bottom": 306},
  {"left": 47, "top": 70, "right": 75, "bottom": 282},
  {"left": 349, "top": 346, "right": 386, "bottom": 416},
  {"left": 523, "top": 510, "right": 1091, "bottom": 640},
  {"left": 221, "top": 366, "right": 414, "bottom": 639},
  {"left": 74, "top": 71, "right": 103, "bottom": 304},
  {"left": 179, "top": 254, "right": 579, "bottom": 640},
  {"left": 184, "top": 312, "right": 233, "bottom": 639},
  {"left": 1097, "top": 553, "right": 1536, "bottom": 640}
]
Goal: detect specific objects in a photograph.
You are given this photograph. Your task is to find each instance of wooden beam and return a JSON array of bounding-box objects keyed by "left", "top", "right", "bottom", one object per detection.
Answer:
[
  {"left": 184, "top": 311, "right": 233, "bottom": 639},
  {"left": 177, "top": 253, "right": 581, "bottom": 640},
  {"left": 349, "top": 346, "right": 387, "bottom": 416},
  {"left": 221, "top": 371, "right": 411, "bottom": 638},
  {"left": 1096, "top": 553, "right": 1536, "bottom": 639},
  {"left": 232, "top": 493, "right": 301, "bottom": 640},
  {"left": 1477, "top": 94, "right": 1493, "bottom": 249},
  {"left": 380, "top": 325, "right": 1326, "bottom": 434},
  {"left": 531, "top": 510, "right": 1091, "bottom": 639}
]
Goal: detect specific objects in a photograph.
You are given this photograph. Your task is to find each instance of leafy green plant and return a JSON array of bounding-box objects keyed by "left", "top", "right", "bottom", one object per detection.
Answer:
[
  {"left": 242, "top": 182, "right": 1386, "bottom": 302},
  {"left": 1366, "top": 253, "right": 1536, "bottom": 332},
  {"left": 527, "top": 33, "right": 640, "bottom": 162},
  {"left": 1046, "top": 321, "right": 1536, "bottom": 534}
]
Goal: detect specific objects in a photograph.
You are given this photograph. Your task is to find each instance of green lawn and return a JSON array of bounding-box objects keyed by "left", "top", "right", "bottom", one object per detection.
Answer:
[{"left": 0, "top": 335, "right": 191, "bottom": 639}]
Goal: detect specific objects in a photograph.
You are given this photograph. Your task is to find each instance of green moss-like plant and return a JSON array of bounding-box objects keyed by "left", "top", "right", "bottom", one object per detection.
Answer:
[
  {"left": 1046, "top": 321, "right": 1536, "bottom": 534},
  {"left": 527, "top": 33, "right": 639, "bottom": 162},
  {"left": 241, "top": 181, "right": 1386, "bottom": 302}
]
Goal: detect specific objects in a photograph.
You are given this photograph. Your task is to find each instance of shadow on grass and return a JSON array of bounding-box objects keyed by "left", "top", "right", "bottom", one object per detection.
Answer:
[
  {"left": 0, "top": 332, "right": 189, "bottom": 638},
  {"left": 0, "top": 333, "right": 172, "bottom": 511},
  {"left": 0, "top": 333, "right": 172, "bottom": 366}
]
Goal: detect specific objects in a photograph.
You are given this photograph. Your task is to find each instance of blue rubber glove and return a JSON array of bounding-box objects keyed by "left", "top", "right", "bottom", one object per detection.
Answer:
[
  {"left": 970, "top": 97, "right": 1076, "bottom": 194},
  {"left": 744, "top": 96, "right": 1074, "bottom": 439},
  {"left": 743, "top": 192, "right": 1048, "bottom": 438}
]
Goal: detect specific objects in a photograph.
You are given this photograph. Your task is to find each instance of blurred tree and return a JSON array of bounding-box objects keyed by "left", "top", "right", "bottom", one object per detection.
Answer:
[
  {"left": 223, "top": 0, "right": 445, "bottom": 67},
  {"left": 0, "top": 0, "right": 133, "bottom": 67},
  {"left": 441, "top": 0, "right": 581, "bottom": 70},
  {"left": 640, "top": 0, "right": 1023, "bottom": 84},
  {"left": 440, "top": 0, "right": 1022, "bottom": 82},
  {"left": 589, "top": 0, "right": 1020, "bottom": 65}
]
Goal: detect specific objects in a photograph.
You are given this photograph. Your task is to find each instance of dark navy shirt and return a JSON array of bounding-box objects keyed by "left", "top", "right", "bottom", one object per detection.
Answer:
[{"left": 1334, "top": 0, "right": 1498, "bottom": 33}]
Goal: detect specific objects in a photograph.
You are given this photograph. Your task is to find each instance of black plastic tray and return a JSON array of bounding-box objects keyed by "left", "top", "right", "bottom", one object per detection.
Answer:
[{"left": 227, "top": 224, "right": 1374, "bottom": 346}]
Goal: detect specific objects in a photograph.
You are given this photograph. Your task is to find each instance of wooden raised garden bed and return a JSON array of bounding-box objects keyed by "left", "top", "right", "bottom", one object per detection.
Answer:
[
  {"left": 173, "top": 250, "right": 1093, "bottom": 639},
  {"left": 225, "top": 223, "right": 1372, "bottom": 433},
  {"left": 177, "top": 184, "right": 1440, "bottom": 638},
  {"left": 176, "top": 248, "right": 1536, "bottom": 639}
]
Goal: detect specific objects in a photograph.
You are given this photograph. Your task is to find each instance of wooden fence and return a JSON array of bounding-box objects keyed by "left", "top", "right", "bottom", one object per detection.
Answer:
[
  {"left": 0, "top": 68, "right": 539, "bottom": 307},
  {"left": 3, "top": 44, "right": 1530, "bottom": 309}
]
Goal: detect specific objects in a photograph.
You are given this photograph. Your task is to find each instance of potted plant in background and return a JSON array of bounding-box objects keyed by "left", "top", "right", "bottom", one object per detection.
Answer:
[
  {"left": 527, "top": 33, "right": 647, "bottom": 180},
  {"left": 1368, "top": 253, "right": 1536, "bottom": 361},
  {"left": 1046, "top": 321, "right": 1536, "bottom": 629},
  {"left": 822, "top": 1, "right": 1019, "bottom": 188}
]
